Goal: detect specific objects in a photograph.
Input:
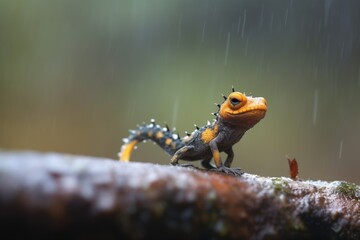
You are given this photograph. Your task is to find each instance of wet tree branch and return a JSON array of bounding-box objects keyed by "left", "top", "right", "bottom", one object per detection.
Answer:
[{"left": 0, "top": 151, "right": 359, "bottom": 239}]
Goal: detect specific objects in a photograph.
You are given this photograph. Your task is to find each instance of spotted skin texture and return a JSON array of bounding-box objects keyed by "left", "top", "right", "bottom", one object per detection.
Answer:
[{"left": 119, "top": 88, "right": 267, "bottom": 176}]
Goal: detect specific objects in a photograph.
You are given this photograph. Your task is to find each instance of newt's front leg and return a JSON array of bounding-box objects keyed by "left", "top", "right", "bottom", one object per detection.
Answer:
[
  {"left": 209, "top": 137, "right": 243, "bottom": 176},
  {"left": 170, "top": 145, "right": 195, "bottom": 167},
  {"left": 224, "top": 148, "right": 234, "bottom": 168}
]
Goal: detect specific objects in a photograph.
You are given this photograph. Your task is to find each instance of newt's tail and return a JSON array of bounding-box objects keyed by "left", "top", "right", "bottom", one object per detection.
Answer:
[{"left": 119, "top": 119, "right": 184, "bottom": 162}]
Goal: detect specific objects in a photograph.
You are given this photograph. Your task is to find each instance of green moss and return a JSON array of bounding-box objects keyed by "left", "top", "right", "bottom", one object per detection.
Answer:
[
  {"left": 336, "top": 181, "right": 360, "bottom": 200},
  {"left": 271, "top": 177, "right": 290, "bottom": 195},
  {"left": 292, "top": 221, "right": 306, "bottom": 231}
]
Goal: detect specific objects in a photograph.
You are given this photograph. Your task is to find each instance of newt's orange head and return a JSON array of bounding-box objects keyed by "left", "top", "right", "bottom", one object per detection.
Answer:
[{"left": 219, "top": 91, "right": 267, "bottom": 128}]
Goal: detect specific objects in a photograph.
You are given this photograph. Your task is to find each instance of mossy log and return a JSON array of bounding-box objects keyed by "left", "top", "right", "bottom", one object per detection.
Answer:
[{"left": 0, "top": 151, "right": 359, "bottom": 239}]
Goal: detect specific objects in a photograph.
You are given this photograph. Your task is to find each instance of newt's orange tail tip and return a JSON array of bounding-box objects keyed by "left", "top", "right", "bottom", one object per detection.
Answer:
[{"left": 119, "top": 140, "right": 138, "bottom": 162}]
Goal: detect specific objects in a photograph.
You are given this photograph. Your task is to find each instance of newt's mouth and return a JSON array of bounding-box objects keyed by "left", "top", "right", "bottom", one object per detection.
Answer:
[
  {"left": 226, "top": 108, "right": 266, "bottom": 118},
  {"left": 224, "top": 109, "right": 266, "bottom": 128},
  {"left": 226, "top": 106, "right": 267, "bottom": 115}
]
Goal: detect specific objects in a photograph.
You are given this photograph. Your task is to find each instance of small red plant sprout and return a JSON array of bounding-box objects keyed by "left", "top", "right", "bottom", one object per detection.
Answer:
[{"left": 287, "top": 156, "right": 299, "bottom": 180}]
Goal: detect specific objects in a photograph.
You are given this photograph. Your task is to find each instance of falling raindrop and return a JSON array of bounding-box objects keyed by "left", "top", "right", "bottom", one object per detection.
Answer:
[
  {"left": 312, "top": 90, "right": 319, "bottom": 126},
  {"left": 338, "top": 140, "right": 343, "bottom": 159},
  {"left": 172, "top": 96, "right": 179, "bottom": 128},
  {"left": 201, "top": 22, "right": 206, "bottom": 42},
  {"left": 224, "top": 32, "right": 230, "bottom": 65},
  {"left": 241, "top": 9, "right": 247, "bottom": 38},
  {"left": 237, "top": 15, "right": 241, "bottom": 34},
  {"left": 244, "top": 36, "right": 249, "bottom": 57},
  {"left": 177, "top": 15, "right": 183, "bottom": 47},
  {"left": 324, "top": 0, "right": 333, "bottom": 26},
  {"left": 340, "top": 41, "right": 345, "bottom": 60},
  {"left": 284, "top": 9, "right": 289, "bottom": 28},
  {"left": 258, "top": 5, "right": 264, "bottom": 29},
  {"left": 270, "top": 12, "right": 274, "bottom": 32},
  {"left": 306, "top": 36, "right": 310, "bottom": 49},
  {"left": 107, "top": 34, "right": 113, "bottom": 54}
]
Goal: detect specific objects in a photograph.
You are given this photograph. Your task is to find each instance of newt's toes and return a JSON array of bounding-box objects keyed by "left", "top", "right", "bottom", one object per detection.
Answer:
[
  {"left": 213, "top": 166, "right": 243, "bottom": 176},
  {"left": 170, "top": 163, "right": 198, "bottom": 169}
]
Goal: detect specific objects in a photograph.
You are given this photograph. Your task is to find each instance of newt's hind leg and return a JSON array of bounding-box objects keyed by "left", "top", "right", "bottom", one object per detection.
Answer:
[
  {"left": 201, "top": 157, "right": 215, "bottom": 169},
  {"left": 170, "top": 145, "right": 194, "bottom": 166}
]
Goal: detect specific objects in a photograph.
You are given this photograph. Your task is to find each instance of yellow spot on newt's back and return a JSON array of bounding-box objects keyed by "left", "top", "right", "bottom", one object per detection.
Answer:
[
  {"left": 156, "top": 131, "right": 164, "bottom": 139},
  {"left": 201, "top": 124, "right": 219, "bottom": 143},
  {"left": 147, "top": 131, "right": 153, "bottom": 137},
  {"left": 165, "top": 138, "right": 172, "bottom": 145}
]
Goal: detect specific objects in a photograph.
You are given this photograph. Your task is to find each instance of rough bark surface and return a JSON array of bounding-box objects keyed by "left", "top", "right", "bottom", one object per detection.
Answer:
[{"left": 0, "top": 151, "right": 359, "bottom": 239}]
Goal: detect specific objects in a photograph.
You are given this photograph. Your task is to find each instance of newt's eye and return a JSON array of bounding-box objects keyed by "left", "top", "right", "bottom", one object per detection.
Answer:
[{"left": 230, "top": 97, "right": 241, "bottom": 106}]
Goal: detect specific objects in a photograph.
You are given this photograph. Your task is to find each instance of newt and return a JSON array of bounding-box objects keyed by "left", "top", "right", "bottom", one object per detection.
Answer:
[{"left": 119, "top": 87, "right": 267, "bottom": 176}]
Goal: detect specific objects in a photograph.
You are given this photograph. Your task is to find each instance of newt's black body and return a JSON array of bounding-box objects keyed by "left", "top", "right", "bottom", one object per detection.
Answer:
[{"left": 119, "top": 87, "right": 267, "bottom": 176}]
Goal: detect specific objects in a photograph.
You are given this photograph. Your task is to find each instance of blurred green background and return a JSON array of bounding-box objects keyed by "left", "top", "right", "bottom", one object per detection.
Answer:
[{"left": 0, "top": 0, "right": 359, "bottom": 183}]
